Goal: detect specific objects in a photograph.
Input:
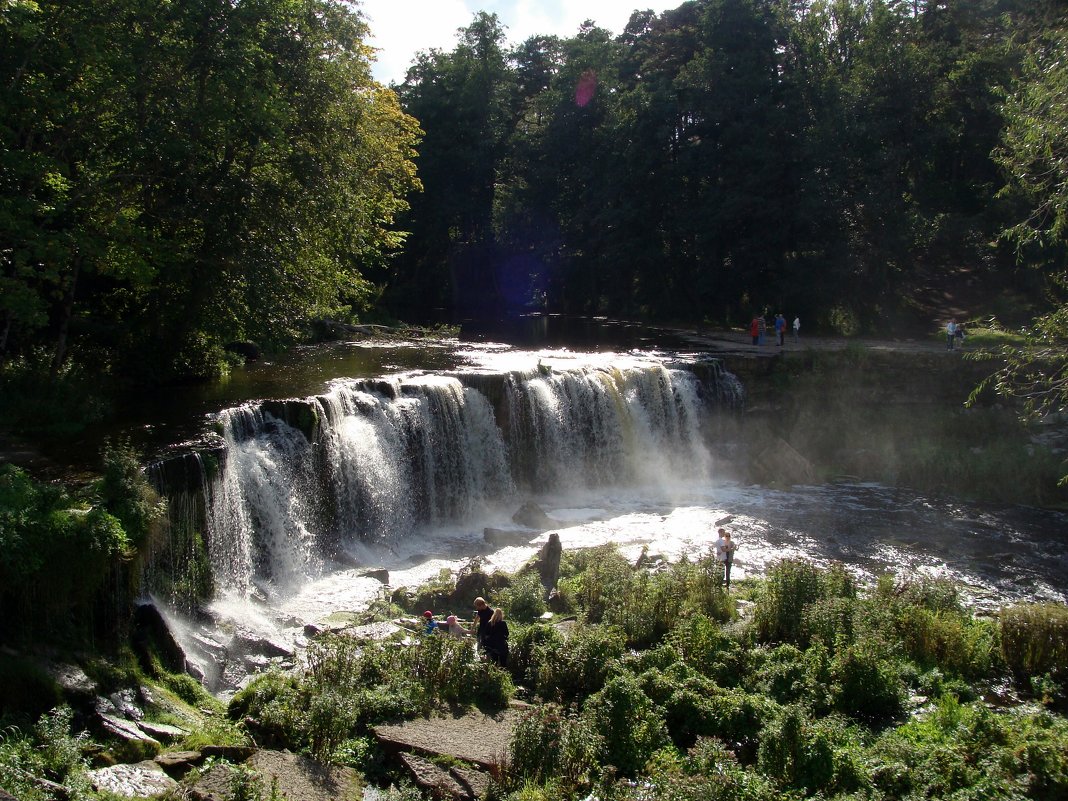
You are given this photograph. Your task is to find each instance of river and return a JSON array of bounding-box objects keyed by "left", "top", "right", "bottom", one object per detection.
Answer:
[{"left": 141, "top": 319, "right": 1068, "bottom": 694}]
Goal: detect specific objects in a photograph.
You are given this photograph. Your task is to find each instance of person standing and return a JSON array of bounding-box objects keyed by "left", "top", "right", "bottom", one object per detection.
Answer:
[
  {"left": 443, "top": 615, "right": 471, "bottom": 639},
  {"left": 473, "top": 597, "right": 493, "bottom": 650},
  {"left": 775, "top": 313, "right": 786, "bottom": 346},
  {"left": 793, "top": 316, "right": 800, "bottom": 342},
  {"left": 757, "top": 313, "right": 767, "bottom": 345},
  {"left": 946, "top": 319, "right": 957, "bottom": 350},
  {"left": 750, "top": 316, "right": 760, "bottom": 346},
  {"left": 484, "top": 608, "right": 510, "bottom": 667},
  {"left": 713, "top": 528, "right": 737, "bottom": 591}
]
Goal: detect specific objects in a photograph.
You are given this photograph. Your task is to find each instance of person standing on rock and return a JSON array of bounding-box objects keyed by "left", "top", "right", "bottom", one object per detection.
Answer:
[
  {"left": 484, "top": 608, "right": 510, "bottom": 668},
  {"left": 473, "top": 597, "right": 493, "bottom": 651},
  {"left": 714, "top": 529, "right": 737, "bottom": 591},
  {"left": 793, "top": 316, "right": 800, "bottom": 342}
]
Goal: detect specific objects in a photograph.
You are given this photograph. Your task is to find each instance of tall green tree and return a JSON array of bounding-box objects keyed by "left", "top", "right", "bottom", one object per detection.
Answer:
[{"left": 1, "top": 0, "right": 420, "bottom": 383}]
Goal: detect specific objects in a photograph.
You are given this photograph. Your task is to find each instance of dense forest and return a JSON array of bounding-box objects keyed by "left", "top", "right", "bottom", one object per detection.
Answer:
[
  {"left": 2, "top": 0, "right": 1067, "bottom": 425},
  {"left": 384, "top": 0, "right": 1066, "bottom": 329}
]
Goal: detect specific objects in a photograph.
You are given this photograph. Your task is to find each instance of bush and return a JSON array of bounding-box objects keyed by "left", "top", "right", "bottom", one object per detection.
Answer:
[
  {"left": 756, "top": 705, "right": 865, "bottom": 795},
  {"left": 509, "top": 704, "right": 601, "bottom": 791},
  {"left": 753, "top": 560, "right": 854, "bottom": 646},
  {"left": 583, "top": 673, "right": 670, "bottom": 777},
  {"left": 0, "top": 706, "right": 93, "bottom": 801},
  {"left": 1000, "top": 603, "right": 1068, "bottom": 686},
  {"left": 830, "top": 643, "right": 905, "bottom": 725},
  {"left": 530, "top": 625, "right": 626, "bottom": 703},
  {"left": 667, "top": 614, "right": 746, "bottom": 687},
  {"left": 501, "top": 571, "right": 547, "bottom": 623}
]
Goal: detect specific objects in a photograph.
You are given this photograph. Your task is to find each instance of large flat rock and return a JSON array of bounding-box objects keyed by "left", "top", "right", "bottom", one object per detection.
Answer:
[
  {"left": 373, "top": 710, "right": 518, "bottom": 772},
  {"left": 187, "top": 749, "right": 361, "bottom": 801}
]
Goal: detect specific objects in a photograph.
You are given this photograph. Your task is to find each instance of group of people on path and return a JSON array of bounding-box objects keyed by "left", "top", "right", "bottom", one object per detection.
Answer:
[
  {"left": 420, "top": 596, "right": 509, "bottom": 667},
  {"left": 750, "top": 312, "right": 800, "bottom": 347}
]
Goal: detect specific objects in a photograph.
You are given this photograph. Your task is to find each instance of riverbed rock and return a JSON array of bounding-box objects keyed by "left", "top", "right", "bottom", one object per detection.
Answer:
[
  {"left": 532, "top": 532, "right": 562, "bottom": 593},
  {"left": 399, "top": 752, "right": 471, "bottom": 800},
  {"left": 187, "top": 749, "right": 361, "bottom": 801},
  {"left": 511, "top": 501, "right": 555, "bottom": 529},
  {"left": 450, "top": 764, "right": 492, "bottom": 799},
  {"left": 136, "top": 721, "right": 188, "bottom": 743},
  {"left": 132, "top": 603, "right": 187, "bottom": 675},
  {"left": 360, "top": 567, "right": 390, "bottom": 583},
  {"left": 88, "top": 760, "right": 177, "bottom": 798},
  {"left": 374, "top": 710, "right": 516, "bottom": 773},
  {"left": 484, "top": 527, "right": 536, "bottom": 546},
  {"left": 96, "top": 713, "right": 162, "bottom": 752},
  {"left": 45, "top": 661, "right": 98, "bottom": 704},
  {"left": 154, "top": 751, "right": 203, "bottom": 779}
]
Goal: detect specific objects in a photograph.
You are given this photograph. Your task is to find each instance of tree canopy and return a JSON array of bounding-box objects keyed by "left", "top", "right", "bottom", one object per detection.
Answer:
[{"left": 1, "top": 0, "right": 420, "bottom": 382}]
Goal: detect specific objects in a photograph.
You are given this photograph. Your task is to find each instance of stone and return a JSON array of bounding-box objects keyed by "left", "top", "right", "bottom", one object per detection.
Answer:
[
  {"left": 450, "top": 765, "right": 492, "bottom": 799},
  {"left": 511, "top": 501, "right": 555, "bottom": 530},
  {"left": 132, "top": 603, "right": 187, "bottom": 674},
  {"left": 374, "top": 710, "right": 516, "bottom": 773},
  {"left": 532, "top": 532, "right": 562, "bottom": 593},
  {"left": 96, "top": 713, "right": 162, "bottom": 750},
  {"left": 154, "top": 751, "right": 203, "bottom": 779},
  {"left": 751, "top": 436, "right": 816, "bottom": 486},
  {"left": 200, "top": 745, "right": 257, "bottom": 762},
  {"left": 483, "top": 527, "right": 535, "bottom": 546},
  {"left": 399, "top": 752, "right": 470, "bottom": 800},
  {"left": 88, "top": 760, "right": 178, "bottom": 798},
  {"left": 45, "top": 662, "right": 98, "bottom": 702},
  {"left": 188, "top": 749, "right": 361, "bottom": 801},
  {"left": 136, "top": 721, "right": 188, "bottom": 743},
  {"left": 109, "top": 689, "right": 144, "bottom": 721},
  {"left": 360, "top": 567, "right": 390, "bottom": 583},
  {"left": 232, "top": 630, "right": 294, "bottom": 659}
]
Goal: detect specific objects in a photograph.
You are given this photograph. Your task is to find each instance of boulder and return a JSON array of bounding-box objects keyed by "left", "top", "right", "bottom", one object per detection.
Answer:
[
  {"left": 360, "top": 567, "right": 390, "bottom": 583},
  {"left": 532, "top": 532, "right": 562, "bottom": 594},
  {"left": 483, "top": 527, "right": 535, "bottom": 546},
  {"left": 188, "top": 749, "right": 361, "bottom": 801},
  {"left": 751, "top": 437, "right": 816, "bottom": 486},
  {"left": 511, "top": 501, "right": 555, "bottom": 530},
  {"left": 154, "top": 751, "right": 204, "bottom": 779},
  {"left": 132, "top": 603, "right": 187, "bottom": 675},
  {"left": 88, "top": 761, "right": 177, "bottom": 798},
  {"left": 44, "top": 662, "right": 98, "bottom": 704},
  {"left": 399, "top": 752, "right": 471, "bottom": 800},
  {"left": 96, "top": 713, "right": 162, "bottom": 751},
  {"left": 136, "top": 721, "right": 188, "bottom": 743},
  {"left": 450, "top": 765, "right": 492, "bottom": 800}
]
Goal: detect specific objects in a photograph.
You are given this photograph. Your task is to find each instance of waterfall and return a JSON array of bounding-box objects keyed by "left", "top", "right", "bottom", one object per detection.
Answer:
[{"left": 189, "top": 361, "right": 736, "bottom": 598}]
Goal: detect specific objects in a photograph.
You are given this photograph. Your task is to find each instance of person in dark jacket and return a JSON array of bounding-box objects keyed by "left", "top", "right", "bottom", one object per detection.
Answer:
[
  {"left": 484, "top": 607, "right": 509, "bottom": 667},
  {"left": 473, "top": 596, "right": 493, "bottom": 650}
]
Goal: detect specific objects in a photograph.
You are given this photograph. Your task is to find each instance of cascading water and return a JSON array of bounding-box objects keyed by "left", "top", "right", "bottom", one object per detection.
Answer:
[{"left": 201, "top": 360, "right": 728, "bottom": 599}]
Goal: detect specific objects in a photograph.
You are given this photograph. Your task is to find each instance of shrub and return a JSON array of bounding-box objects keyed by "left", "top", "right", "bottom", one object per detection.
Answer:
[
  {"left": 501, "top": 571, "right": 547, "bottom": 623},
  {"left": 557, "top": 546, "right": 633, "bottom": 623},
  {"left": 1000, "top": 603, "right": 1068, "bottom": 686},
  {"left": 756, "top": 705, "right": 865, "bottom": 795},
  {"left": 830, "top": 643, "right": 905, "bottom": 725},
  {"left": 897, "top": 606, "right": 999, "bottom": 681},
  {"left": 583, "top": 673, "right": 670, "bottom": 777},
  {"left": 509, "top": 624, "right": 564, "bottom": 689},
  {"left": 626, "top": 739, "right": 780, "bottom": 801},
  {"left": 0, "top": 706, "right": 93, "bottom": 801},
  {"left": 509, "top": 704, "right": 601, "bottom": 791},
  {"left": 667, "top": 613, "right": 746, "bottom": 686},
  {"left": 753, "top": 560, "right": 838, "bottom": 645},
  {"left": 532, "top": 625, "right": 625, "bottom": 703}
]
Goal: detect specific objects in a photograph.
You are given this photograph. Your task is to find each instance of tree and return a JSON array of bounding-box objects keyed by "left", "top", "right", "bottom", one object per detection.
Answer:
[{"left": 980, "top": 26, "right": 1068, "bottom": 460}]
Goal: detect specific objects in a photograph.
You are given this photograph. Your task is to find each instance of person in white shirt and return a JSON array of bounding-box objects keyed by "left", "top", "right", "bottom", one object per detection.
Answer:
[{"left": 713, "top": 528, "right": 737, "bottom": 590}]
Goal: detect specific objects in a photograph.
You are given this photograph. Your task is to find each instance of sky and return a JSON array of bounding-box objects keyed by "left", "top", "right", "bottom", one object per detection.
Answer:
[{"left": 357, "top": 0, "right": 680, "bottom": 86}]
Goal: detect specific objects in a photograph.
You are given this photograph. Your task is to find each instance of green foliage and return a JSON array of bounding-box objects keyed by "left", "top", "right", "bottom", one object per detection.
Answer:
[
  {"left": 99, "top": 440, "right": 166, "bottom": 548},
  {"left": 0, "top": 706, "right": 93, "bottom": 801},
  {"left": 500, "top": 571, "right": 547, "bottom": 623},
  {"left": 526, "top": 625, "right": 626, "bottom": 704},
  {"left": 1000, "top": 603, "right": 1068, "bottom": 688},
  {"left": 583, "top": 672, "right": 670, "bottom": 777},
  {"left": 230, "top": 632, "right": 512, "bottom": 760},
  {"left": 667, "top": 613, "right": 747, "bottom": 687},
  {"left": 753, "top": 559, "right": 855, "bottom": 646},
  {"left": 756, "top": 705, "right": 866, "bottom": 795},
  {"left": 829, "top": 643, "right": 906, "bottom": 725},
  {"left": 509, "top": 704, "right": 601, "bottom": 792},
  {"left": 0, "top": 463, "right": 133, "bottom": 644}
]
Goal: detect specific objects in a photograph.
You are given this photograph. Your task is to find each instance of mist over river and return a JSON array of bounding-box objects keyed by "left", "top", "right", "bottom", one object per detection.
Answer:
[{"left": 140, "top": 319, "right": 1068, "bottom": 694}]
